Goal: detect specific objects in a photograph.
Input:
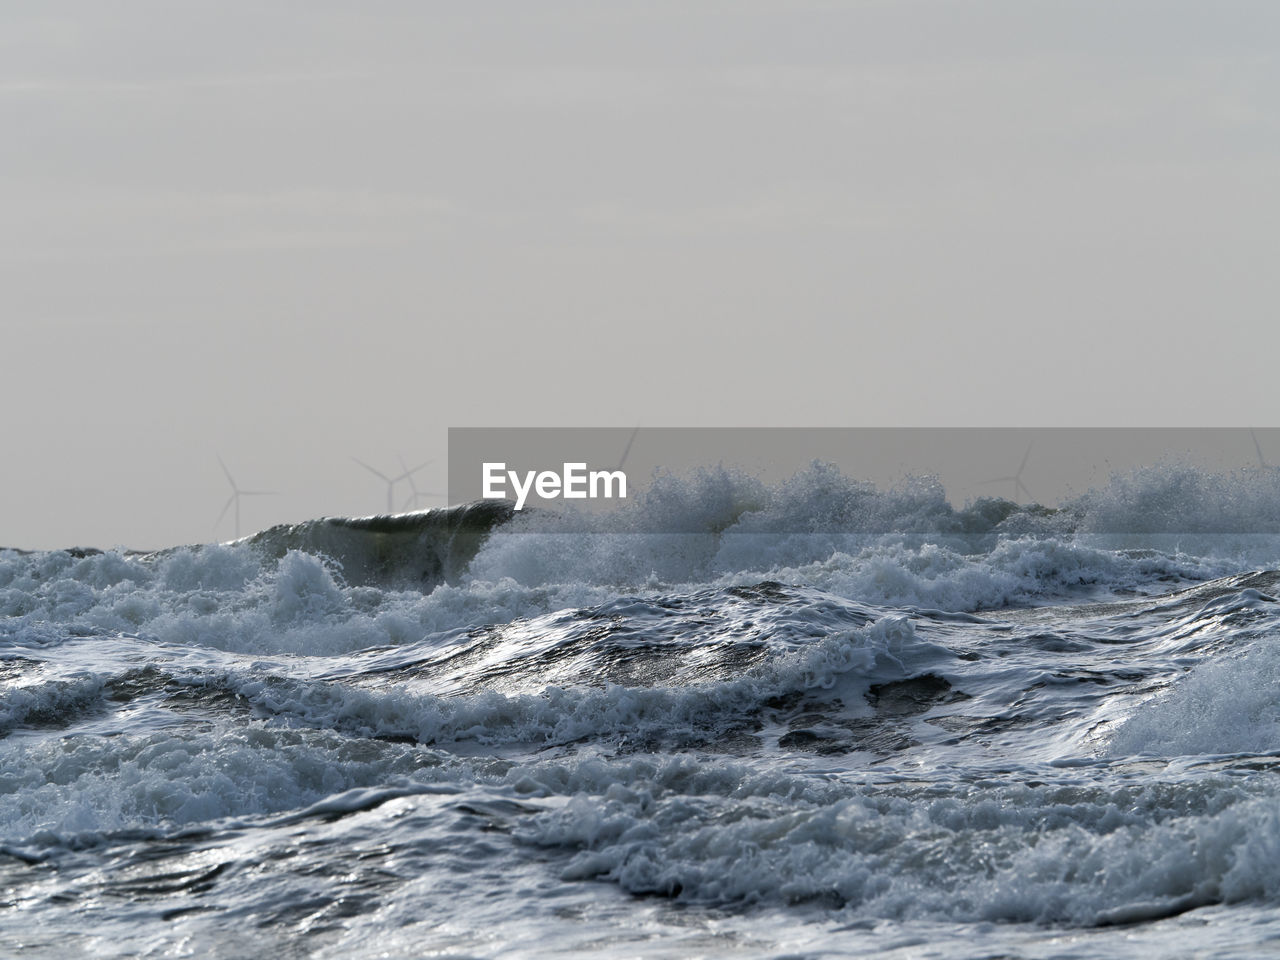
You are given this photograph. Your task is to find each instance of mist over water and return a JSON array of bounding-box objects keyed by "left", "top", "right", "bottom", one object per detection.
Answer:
[{"left": 5, "top": 462, "right": 1280, "bottom": 956}]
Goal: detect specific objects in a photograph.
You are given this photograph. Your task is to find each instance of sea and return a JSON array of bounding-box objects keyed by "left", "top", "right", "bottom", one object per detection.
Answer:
[{"left": 5, "top": 462, "right": 1280, "bottom": 958}]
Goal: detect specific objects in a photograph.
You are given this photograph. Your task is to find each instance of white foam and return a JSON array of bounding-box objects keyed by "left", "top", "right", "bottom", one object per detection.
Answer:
[
  {"left": 0, "top": 722, "right": 460, "bottom": 843},
  {"left": 1109, "top": 631, "right": 1280, "bottom": 757},
  {"left": 0, "top": 675, "right": 106, "bottom": 735},
  {"left": 194, "top": 617, "right": 942, "bottom": 750},
  {"left": 513, "top": 754, "right": 1280, "bottom": 924},
  {"left": 3, "top": 462, "right": 1274, "bottom": 661}
]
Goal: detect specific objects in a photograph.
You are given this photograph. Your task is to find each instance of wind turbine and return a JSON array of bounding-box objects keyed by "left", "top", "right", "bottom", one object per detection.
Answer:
[
  {"left": 215, "top": 455, "right": 278, "bottom": 539},
  {"left": 398, "top": 454, "right": 447, "bottom": 510},
  {"left": 979, "top": 441, "right": 1035, "bottom": 504},
  {"left": 352, "top": 456, "right": 433, "bottom": 514}
]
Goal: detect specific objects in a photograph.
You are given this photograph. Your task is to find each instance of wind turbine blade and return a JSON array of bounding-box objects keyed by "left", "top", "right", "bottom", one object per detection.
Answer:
[
  {"left": 1017, "top": 441, "right": 1033, "bottom": 477},
  {"left": 616, "top": 425, "right": 640, "bottom": 471},
  {"left": 1251, "top": 429, "right": 1267, "bottom": 469},
  {"left": 351, "top": 457, "right": 391, "bottom": 483},
  {"left": 1017, "top": 479, "right": 1034, "bottom": 502},
  {"left": 216, "top": 454, "right": 237, "bottom": 490},
  {"left": 394, "top": 459, "right": 433, "bottom": 483},
  {"left": 215, "top": 493, "right": 235, "bottom": 528}
]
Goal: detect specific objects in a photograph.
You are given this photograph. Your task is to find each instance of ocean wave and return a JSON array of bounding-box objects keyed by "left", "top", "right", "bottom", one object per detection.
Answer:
[
  {"left": 0, "top": 723, "right": 461, "bottom": 844},
  {"left": 516, "top": 756, "right": 1280, "bottom": 924},
  {"left": 191, "top": 616, "right": 946, "bottom": 749},
  {"left": 1109, "top": 623, "right": 1280, "bottom": 757}
]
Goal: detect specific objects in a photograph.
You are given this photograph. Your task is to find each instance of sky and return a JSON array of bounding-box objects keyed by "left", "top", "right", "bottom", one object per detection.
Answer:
[{"left": 3, "top": 1, "right": 1279, "bottom": 550}]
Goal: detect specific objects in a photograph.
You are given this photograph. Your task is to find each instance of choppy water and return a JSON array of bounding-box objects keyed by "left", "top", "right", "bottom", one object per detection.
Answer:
[{"left": 6, "top": 465, "right": 1280, "bottom": 957}]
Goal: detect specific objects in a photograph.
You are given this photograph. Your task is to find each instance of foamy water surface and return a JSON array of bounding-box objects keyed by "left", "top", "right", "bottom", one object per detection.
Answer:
[{"left": 5, "top": 465, "right": 1280, "bottom": 957}]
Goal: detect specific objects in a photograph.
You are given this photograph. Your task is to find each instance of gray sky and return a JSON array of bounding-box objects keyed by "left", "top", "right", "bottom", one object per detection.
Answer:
[{"left": 4, "top": 1, "right": 1279, "bottom": 550}]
